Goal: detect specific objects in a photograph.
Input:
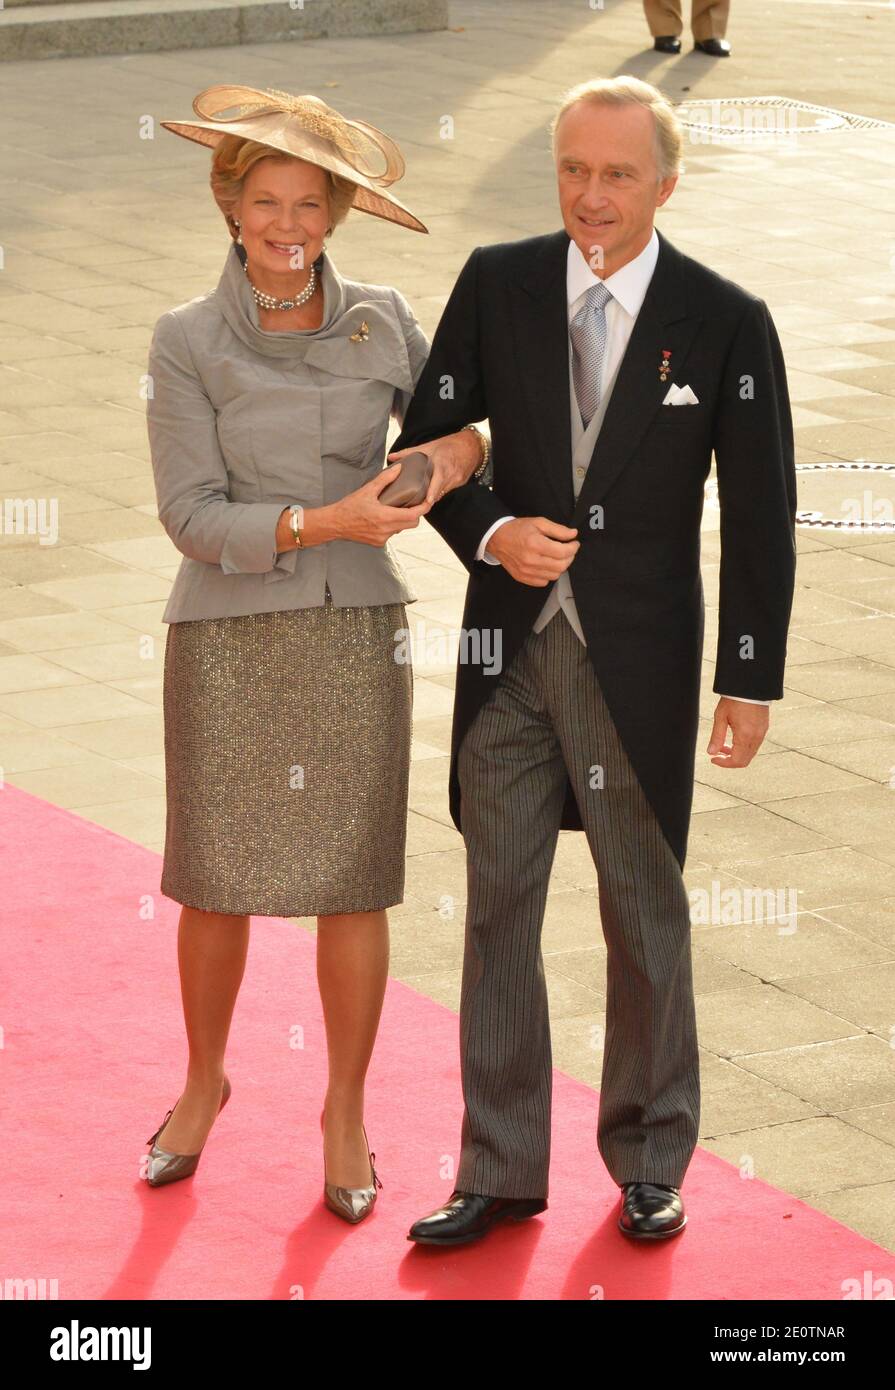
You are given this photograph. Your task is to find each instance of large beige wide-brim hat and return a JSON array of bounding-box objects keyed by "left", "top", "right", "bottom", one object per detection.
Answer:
[{"left": 161, "top": 83, "right": 428, "bottom": 234}]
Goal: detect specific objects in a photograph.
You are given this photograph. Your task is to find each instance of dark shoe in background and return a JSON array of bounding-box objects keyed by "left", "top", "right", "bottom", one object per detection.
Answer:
[{"left": 694, "top": 38, "right": 731, "bottom": 56}]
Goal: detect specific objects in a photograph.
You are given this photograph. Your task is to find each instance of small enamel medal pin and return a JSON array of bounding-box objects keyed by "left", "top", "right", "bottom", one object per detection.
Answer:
[
  {"left": 659, "top": 349, "right": 672, "bottom": 382},
  {"left": 349, "top": 320, "right": 370, "bottom": 343}
]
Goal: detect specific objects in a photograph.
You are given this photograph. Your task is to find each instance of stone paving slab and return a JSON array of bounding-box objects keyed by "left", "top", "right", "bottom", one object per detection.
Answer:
[{"left": 1, "top": 0, "right": 894, "bottom": 1254}]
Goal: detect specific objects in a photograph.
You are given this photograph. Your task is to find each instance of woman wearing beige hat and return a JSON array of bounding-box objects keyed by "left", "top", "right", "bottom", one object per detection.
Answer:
[{"left": 142, "top": 85, "right": 488, "bottom": 1221}]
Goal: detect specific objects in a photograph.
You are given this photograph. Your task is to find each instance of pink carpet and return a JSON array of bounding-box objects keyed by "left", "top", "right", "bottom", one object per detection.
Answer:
[{"left": 1, "top": 782, "right": 892, "bottom": 1300}]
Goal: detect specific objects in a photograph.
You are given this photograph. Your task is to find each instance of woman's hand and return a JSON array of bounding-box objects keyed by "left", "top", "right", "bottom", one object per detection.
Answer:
[
  {"left": 387, "top": 428, "right": 484, "bottom": 507},
  {"left": 330, "top": 463, "right": 433, "bottom": 547}
]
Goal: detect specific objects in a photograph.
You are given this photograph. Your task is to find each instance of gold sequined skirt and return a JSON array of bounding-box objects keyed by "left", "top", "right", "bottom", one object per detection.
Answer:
[{"left": 160, "top": 600, "right": 413, "bottom": 917}]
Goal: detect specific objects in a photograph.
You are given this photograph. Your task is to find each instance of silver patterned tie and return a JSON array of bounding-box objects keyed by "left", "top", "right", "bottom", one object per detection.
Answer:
[{"left": 570, "top": 280, "right": 613, "bottom": 429}]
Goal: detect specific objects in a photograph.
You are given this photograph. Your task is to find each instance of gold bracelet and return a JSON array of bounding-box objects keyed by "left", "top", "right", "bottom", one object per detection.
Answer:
[
  {"left": 288, "top": 504, "right": 304, "bottom": 548},
  {"left": 463, "top": 423, "right": 491, "bottom": 478}
]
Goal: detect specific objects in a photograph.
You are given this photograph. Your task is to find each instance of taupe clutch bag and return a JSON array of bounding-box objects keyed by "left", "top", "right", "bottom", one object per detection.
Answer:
[{"left": 378, "top": 451, "right": 432, "bottom": 506}]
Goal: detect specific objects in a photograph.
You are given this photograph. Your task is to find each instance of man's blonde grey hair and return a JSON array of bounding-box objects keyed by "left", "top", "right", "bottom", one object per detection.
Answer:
[{"left": 550, "top": 76, "right": 683, "bottom": 181}]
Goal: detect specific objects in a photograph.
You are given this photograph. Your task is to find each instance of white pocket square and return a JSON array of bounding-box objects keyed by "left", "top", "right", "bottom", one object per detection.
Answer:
[{"left": 662, "top": 383, "right": 699, "bottom": 405}]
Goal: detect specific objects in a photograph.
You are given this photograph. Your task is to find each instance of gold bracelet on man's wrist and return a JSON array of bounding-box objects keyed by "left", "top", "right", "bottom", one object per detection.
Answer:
[{"left": 463, "top": 423, "right": 491, "bottom": 479}]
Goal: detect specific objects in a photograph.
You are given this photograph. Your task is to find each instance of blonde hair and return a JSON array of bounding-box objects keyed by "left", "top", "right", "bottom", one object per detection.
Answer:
[
  {"left": 210, "top": 134, "right": 357, "bottom": 239},
  {"left": 550, "top": 76, "right": 683, "bottom": 180}
]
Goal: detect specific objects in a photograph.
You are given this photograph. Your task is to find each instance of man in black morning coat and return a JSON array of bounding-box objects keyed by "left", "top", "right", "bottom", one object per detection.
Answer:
[{"left": 390, "top": 77, "right": 796, "bottom": 1246}]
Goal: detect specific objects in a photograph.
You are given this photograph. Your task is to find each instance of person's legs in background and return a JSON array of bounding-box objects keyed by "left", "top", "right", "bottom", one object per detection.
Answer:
[
  {"left": 643, "top": 0, "right": 684, "bottom": 50},
  {"left": 643, "top": 0, "right": 731, "bottom": 54},
  {"left": 691, "top": 0, "right": 731, "bottom": 54}
]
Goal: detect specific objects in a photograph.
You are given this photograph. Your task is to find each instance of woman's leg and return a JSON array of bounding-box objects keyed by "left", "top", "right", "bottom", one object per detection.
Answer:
[
  {"left": 154, "top": 906, "right": 250, "bottom": 1153},
  {"left": 317, "top": 908, "right": 389, "bottom": 1188}
]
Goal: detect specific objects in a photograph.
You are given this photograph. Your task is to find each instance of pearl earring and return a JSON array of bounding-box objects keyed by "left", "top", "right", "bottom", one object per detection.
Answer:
[{"left": 233, "top": 218, "right": 242, "bottom": 245}]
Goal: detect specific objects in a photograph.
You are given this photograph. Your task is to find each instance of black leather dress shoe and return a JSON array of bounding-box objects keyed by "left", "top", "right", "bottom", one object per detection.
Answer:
[
  {"left": 408, "top": 1190, "right": 548, "bottom": 1245},
  {"left": 653, "top": 35, "right": 681, "bottom": 53},
  {"left": 618, "top": 1182, "right": 686, "bottom": 1239},
  {"left": 694, "top": 38, "right": 731, "bottom": 56}
]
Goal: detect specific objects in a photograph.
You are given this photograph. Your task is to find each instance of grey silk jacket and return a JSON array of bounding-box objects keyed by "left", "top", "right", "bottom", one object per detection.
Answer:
[{"left": 146, "top": 239, "right": 430, "bottom": 623}]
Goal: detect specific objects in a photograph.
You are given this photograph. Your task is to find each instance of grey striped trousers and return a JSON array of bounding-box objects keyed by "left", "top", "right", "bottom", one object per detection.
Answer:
[{"left": 454, "top": 608, "right": 700, "bottom": 1198}]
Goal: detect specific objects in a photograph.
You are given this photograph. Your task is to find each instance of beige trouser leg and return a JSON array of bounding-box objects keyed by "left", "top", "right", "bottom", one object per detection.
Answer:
[{"left": 643, "top": 0, "right": 730, "bottom": 40}]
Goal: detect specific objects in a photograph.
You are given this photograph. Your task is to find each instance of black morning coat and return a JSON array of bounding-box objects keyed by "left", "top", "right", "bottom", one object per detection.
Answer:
[{"left": 390, "top": 227, "right": 797, "bottom": 868}]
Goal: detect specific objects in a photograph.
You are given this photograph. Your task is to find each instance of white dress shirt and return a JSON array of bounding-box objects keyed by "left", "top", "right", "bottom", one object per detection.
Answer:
[{"left": 473, "top": 231, "right": 771, "bottom": 706}]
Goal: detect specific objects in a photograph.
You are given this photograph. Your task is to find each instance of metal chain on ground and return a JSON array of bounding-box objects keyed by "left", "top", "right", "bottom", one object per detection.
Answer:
[{"left": 794, "top": 462, "right": 895, "bottom": 531}]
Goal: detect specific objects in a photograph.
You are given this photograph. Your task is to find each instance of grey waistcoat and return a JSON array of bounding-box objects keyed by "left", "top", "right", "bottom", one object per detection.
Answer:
[{"left": 532, "top": 336, "right": 624, "bottom": 641}]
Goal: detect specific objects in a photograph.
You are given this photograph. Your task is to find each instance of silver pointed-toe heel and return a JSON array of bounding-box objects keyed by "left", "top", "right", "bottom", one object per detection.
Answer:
[
  {"left": 320, "top": 1109, "right": 383, "bottom": 1224},
  {"left": 145, "top": 1075, "right": 232, "bottom": 1188}
]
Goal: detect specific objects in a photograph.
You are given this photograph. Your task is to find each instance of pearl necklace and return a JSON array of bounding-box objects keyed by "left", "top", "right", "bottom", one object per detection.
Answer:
[{"left": 244, "top": 260, "right": 317, "bottom": 312}]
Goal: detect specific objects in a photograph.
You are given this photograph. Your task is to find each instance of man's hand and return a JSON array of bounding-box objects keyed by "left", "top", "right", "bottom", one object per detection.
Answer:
[
  {"left": 707, "top": 697, "right": 770, "bottom": 768},
  {"left": 388, "top": 428, "right": 483, "bottom": 507},
  {"left": 486, "top": 517, "right": 580, "bottom": 585}
]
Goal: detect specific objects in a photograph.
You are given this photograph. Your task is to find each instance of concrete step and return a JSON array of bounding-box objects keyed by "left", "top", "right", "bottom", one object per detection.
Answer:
[
  {"left": 0, "top": 0, "right": 448, "bottom": 60},
  {"left": 4, "top": 0, "right": 101, "bottom": 9}
]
